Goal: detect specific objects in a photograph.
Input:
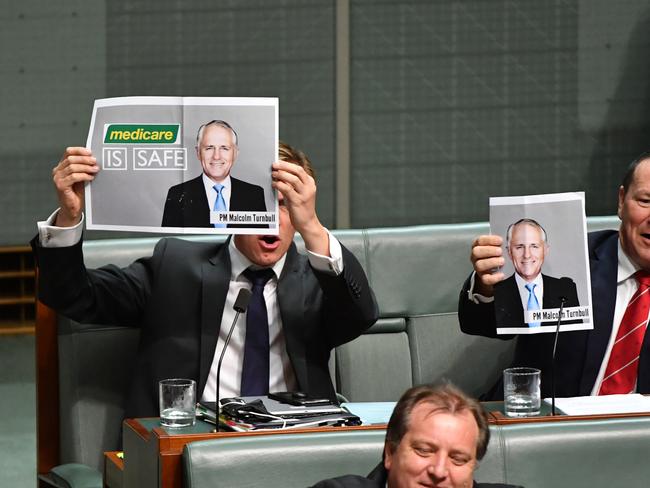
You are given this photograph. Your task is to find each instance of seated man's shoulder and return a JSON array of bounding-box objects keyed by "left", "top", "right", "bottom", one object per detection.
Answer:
[
  {"left": 542, "top": 274, "right": 576, "bottom": 286},
  {"left": 164, "top": 175, "right": 204, "bottom": 201},
  {"left": 153, "top": 236, "right": 226, "bottom": 258},
  {"left": 232, "top": 176, "right": 264, "bottom": 192}
]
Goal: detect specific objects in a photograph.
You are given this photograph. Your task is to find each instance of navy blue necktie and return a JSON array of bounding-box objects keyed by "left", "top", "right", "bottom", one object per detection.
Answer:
[{"left": 240, "top": 268, "right": 275, "bottom": 396}]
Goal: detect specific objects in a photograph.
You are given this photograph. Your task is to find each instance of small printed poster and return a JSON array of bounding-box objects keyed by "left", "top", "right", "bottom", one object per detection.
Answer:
[{"left": 490, "top": 192, "right": 593, "bottom": 334}]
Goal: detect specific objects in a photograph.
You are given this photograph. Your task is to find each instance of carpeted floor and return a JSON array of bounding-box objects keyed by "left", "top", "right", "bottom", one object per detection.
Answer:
[{"left": 0, "top": 335, "right": 36, "bottom": 488}]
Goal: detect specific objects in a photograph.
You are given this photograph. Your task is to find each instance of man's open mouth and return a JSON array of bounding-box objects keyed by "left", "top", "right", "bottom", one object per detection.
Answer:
[{"left": 261, "top": 235, "right": 279, "bottom": 245}]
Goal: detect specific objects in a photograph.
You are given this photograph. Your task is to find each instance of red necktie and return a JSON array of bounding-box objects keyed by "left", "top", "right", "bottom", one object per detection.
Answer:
[{"left": 599, "top": 271, "right": 650, "bottom": 395}]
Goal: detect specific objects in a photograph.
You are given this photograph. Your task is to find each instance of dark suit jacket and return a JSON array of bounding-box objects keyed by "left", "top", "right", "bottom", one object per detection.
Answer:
[
  {"left": 459, "top": 229, "right": 650, "bottom": 399},
  {"left": 310, "top": 463, "right": 523, "bottom": 488},
  {"left": 494, "top": 273, "right": 580, "bottom": 328},
  {"left": 32, "top": 236, "right": 378, "bottom": 419},
  {"left": 161, "top": 175, "right": 267, "bottom": 227}
]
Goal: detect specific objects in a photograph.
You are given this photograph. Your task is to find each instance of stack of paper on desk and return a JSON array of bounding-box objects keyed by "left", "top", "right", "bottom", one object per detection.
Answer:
[
  {"left": 197, "top": 396, "right": 361, "bottom": 431},
  {"left": 544, "top": 394, "right": 650, "bottom": 415}
]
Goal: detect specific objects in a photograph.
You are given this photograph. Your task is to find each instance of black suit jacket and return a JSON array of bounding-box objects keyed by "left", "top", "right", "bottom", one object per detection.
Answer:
[
  {"left": 161, "top": 175, "right": 267, "bottom": 227},
  {"left": 494, "top": 273, "right": 580, "bottom": 328},
  {"left": 32, "top": 236, "right": 378, "bottom": 419},
  {"left": 459, "top": 229, "right": 650, "bottom": 399},
  {"left": 310, "top": 463, "right": 523, "bottom": 488}
]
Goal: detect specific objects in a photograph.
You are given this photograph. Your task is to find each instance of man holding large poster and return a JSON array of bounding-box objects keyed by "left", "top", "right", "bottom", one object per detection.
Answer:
[{"left": 33, "top": 142, "right": 379, "bottom": 419}]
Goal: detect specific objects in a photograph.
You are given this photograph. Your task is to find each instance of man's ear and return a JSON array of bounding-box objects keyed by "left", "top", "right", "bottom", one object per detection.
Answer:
[
  {"left": 618, "top": 185, "right": 625, "bottom": 219},
  {"left": 383, "top": 444, "right": 393, "bottom": 471}
]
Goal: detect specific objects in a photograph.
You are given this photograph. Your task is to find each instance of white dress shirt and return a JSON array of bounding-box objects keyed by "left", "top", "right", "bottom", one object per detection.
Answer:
[
  {"left": 37, "top": 209, "right": 344, "bottom": 400},
  {"left": 203, "top": 173, "right": 231, "bottom": 211},
  {"left": 590, "top": 241, "right": 642, "bottom": 394},
  {"left": 514, "top": 272, "right": 544, "bottom": 320}
]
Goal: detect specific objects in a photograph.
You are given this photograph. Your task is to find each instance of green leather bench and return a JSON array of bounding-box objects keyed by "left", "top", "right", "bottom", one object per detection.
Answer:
[
  {"left": 181, "top": 416, "right": 650, "bottom": 488},
  {"left": 36, "top": 216, "right": 620, "bottom": 487},
  {"left": 183, "top": 430, "right": 386, "bottom": 488}
]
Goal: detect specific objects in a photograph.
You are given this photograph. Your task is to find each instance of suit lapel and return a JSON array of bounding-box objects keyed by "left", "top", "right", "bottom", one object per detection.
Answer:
[
  {"left": 541, "top": 275, "right": 554, "bottom": 308},
  {"left": 229, "top": 177, "right": 243, "bottom": 211},
  {"left": 198, "top": 240, "right": 231, "bottom": 395},
  {"left": 579, "top": 232, "right": 618, "bottom": 394},
  {"left": 183, "top": 176, "right": 210, "bottom": 227},
  {"left": 276, "top": 243, "right": 308, "bottom": 390},
  {"left": 495, "top": 275, "right": 524, "bottom": 326}
]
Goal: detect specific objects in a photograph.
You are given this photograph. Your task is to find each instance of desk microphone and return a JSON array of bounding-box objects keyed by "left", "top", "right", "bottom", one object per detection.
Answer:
[
  {"left": 215, "top": 288, "right": 251, "bottom": 432},
  {"left": 550, "top": 278, "right": 572, "bottom": 415}
]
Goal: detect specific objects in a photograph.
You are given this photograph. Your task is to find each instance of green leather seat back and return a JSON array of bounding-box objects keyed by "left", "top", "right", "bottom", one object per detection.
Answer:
[
  {"left": 182, "top": 430, "right": 386, "bottom": 488},
  {"left": 476, "top": 417, "right": 650, "bottom": 487}
]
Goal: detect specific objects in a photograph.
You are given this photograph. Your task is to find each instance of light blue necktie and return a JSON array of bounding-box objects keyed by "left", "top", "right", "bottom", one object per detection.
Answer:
[
  {"left": 525, "top": 283, "right": 541, "bottom": 327},
  {"left": 213, "top": 184, "right": 227, "bottom": 228}
]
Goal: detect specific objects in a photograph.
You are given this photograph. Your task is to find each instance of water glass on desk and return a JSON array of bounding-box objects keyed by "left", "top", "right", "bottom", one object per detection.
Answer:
[
  {"left": 503, "top": 367, "right": 541, "bottom": 417},
  {"left": 159, "top": 378, "right": 196, "bottom": 427}
]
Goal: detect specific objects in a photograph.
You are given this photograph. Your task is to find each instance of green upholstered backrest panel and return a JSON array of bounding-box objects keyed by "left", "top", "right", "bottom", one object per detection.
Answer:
[
  {"left": 183, "top": 430, "right": 386, "bottom": 488},
  {"left": 496, "top": 418, "right": 650, "bottom": 488},
  {"left": 408, "top": 313, "right": 514, "bottom": 397},
  {"left": 336, "top": 328, "right": 412, "bottom": 402}
]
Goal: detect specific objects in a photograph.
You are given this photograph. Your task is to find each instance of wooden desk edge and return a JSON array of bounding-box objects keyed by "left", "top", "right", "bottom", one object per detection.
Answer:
[
  {"left": 124, "top": 418, "right": 153, "bottom": 441},
  {"left": 489, "top": 409, "right": 650, "bottom": 424},
  {"left": 154, "top": 422, "right": 387, "bottom": 453},
  {"left": 104, "top": 451, "right": 124, "bottom": 470}
]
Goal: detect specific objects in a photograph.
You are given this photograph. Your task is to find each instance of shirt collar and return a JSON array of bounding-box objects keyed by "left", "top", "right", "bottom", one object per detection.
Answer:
[
  {"left": 228, "top": 237, "right": 286, "bottom": 281},
  {"left": 202, "top": 173, "right": 231, "bottom": 194},
  {"left": 617, "top": 238, "right": 639, "bottom": 284},
  {"left": 514, "top": 272, "right": 543, "bottom": 289}
]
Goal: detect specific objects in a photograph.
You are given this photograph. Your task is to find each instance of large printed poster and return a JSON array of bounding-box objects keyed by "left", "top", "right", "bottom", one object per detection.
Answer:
[{"left": 84, "top": 96, "right": 278, "bottom": 235}]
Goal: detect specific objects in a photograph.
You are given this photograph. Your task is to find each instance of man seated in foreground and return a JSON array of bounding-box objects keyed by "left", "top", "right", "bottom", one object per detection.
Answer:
[
  {"left": 32, "top": 141, "right": 379, "bottom": 420},
  {"left": 311, "top": 383, "right": 523, "bottom": 488}
]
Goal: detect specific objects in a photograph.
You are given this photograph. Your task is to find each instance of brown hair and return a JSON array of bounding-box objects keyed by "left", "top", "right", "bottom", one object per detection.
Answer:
[
  {"left": 385, "top": 383, "right": 490, "bottom": 460},
  {"left": 279, "top": 141, "right": 315, "bottom": 179},
  {"left": 621, "top": 151, "right": 650, "bottom": 194}
]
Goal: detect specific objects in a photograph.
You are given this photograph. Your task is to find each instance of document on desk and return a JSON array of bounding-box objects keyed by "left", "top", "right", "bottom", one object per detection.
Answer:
[
  {"left": 544, "top": 394, "right": 650, "bottom": 415},
  {"left": 341, "top": 402, "right": 396, "bottom": 425}
]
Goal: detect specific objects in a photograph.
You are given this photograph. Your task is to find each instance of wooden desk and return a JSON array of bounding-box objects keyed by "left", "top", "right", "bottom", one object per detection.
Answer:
[
  {"left": 483, "top": 400, "right": 650, "bottom": 424},
  {"left": 104, "top": 451, "right": 124, "bottom": 488},
  {"left": 116, "top": 405, "right": 650, "bottom": 488},
  {"left": 121, "top": 418, "right": 386, "bottom": 488}
]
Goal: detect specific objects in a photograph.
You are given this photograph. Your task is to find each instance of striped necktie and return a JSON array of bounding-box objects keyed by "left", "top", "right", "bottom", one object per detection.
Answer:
[{"left": 599, "top": 271, "right": 650, "bottom": 395}]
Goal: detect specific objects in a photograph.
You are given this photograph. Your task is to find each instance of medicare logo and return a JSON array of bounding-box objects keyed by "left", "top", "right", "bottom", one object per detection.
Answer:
[{"left": 104, "top": 124, "right": 180, "bottom": 144}]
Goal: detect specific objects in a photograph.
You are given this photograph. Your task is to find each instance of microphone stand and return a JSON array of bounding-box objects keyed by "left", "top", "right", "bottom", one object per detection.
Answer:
[
  {"left": 215, "top": 288, "right": 251, "bottom": 432},
  {"left": 551, "top": 297, "right": 567, "bottom": 416}
]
